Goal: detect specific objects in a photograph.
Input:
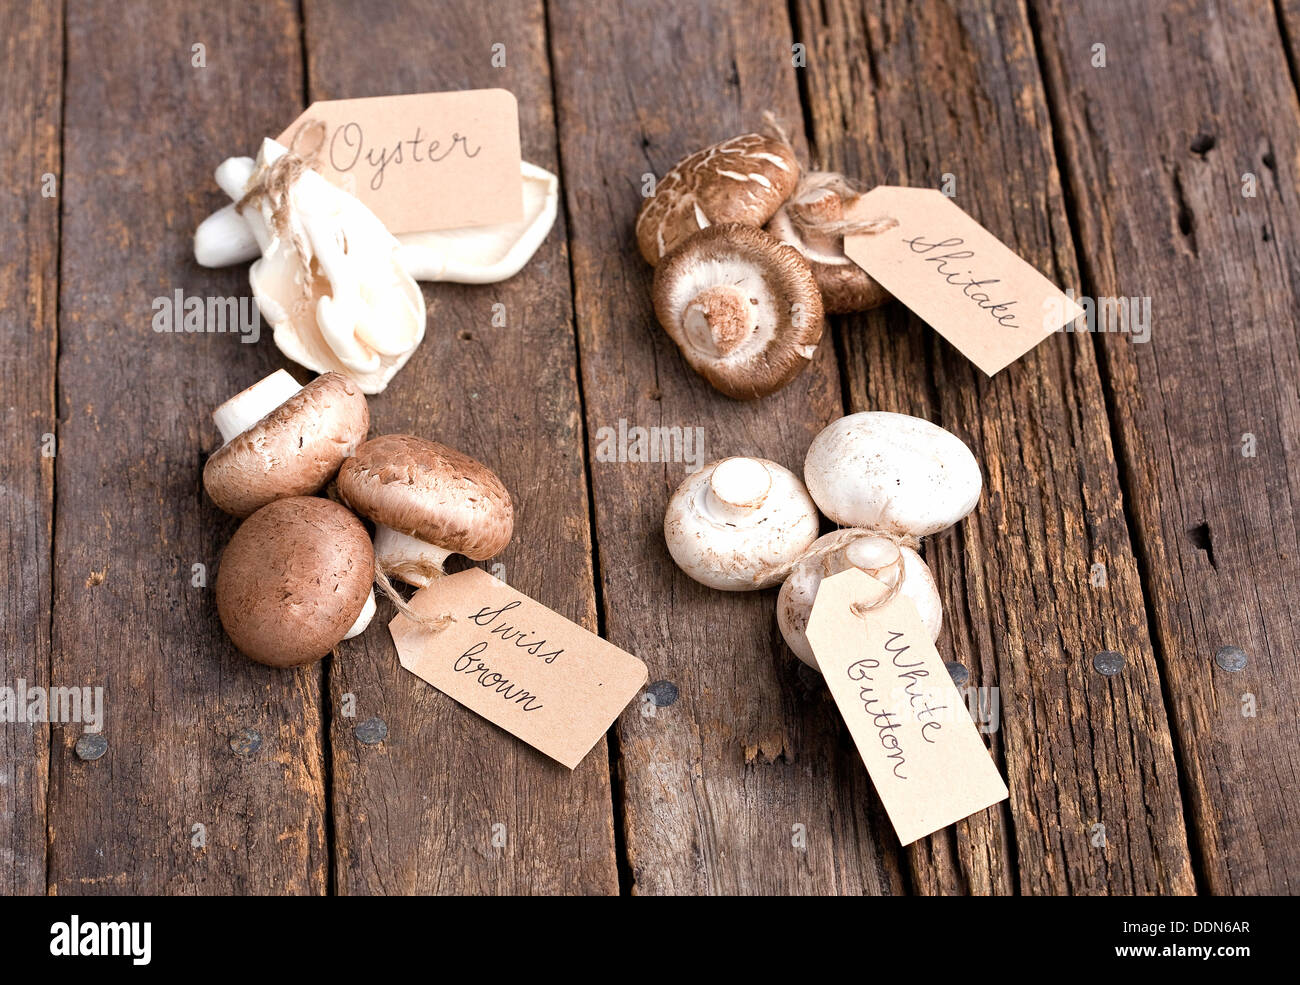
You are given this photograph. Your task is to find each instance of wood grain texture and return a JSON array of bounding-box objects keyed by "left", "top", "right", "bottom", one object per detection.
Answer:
[
  {"left": 0, "top": 0, "right": 60, "bottom": 896},
  {"left": 548, "top": 0, "right": 908, "bottom": 894},
  {"left": 303, "top": 0, "right": 619, "bottom": 895},
  {"left": 48, "top": 0, "right": 328, "bottom": 894},
  {"left": 793, "top": 0, "right": 1195, "bottom": 893},
  {"left": 1033, "top": 0, "right": 1300, "bottom": 894}
]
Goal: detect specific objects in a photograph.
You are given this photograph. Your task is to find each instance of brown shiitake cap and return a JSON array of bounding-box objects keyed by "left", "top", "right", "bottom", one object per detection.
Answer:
[
  {"left": 767, "top": 184, "right": 891, "bottom": 314},
  {"left": 651, "top": 224, "right": 824, "bottom": 400},
  {"left": 203, "top": 373, "right": 369, "bottom": 518},
  {"left": 336, "top": 434, "right": 514, "bottom": 560},
  {"left": 216, "top": 497, "right": 374, "bottom": 668},
  {"left": 635, "top": 133, "right": 799, "bottom": 265}
]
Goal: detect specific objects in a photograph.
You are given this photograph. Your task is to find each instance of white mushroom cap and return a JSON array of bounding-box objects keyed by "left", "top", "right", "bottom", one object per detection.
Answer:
[
  {"left": 804, "top": 412, "right": 982, "bottom": 537},
  {"left": 663, "top": 457, "right": 820, "bottom": 590},
  {"left": 777, "top": 529, "right": 942, "bottom": 668}
]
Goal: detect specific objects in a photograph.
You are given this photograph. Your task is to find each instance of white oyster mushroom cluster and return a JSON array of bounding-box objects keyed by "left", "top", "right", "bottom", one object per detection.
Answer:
[
  {"left": 662, "top": 411, "right": 983, "bottom": 674},
  {"left": 194, "top": 142, "right": 558, "bottom": 393}
]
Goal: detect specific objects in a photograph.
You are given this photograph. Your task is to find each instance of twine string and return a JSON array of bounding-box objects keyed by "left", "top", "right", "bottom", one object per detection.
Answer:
[
  {"left": 374, "top": 565, "right": 454, "bottom": 634},
  {"left": 764, "top": 527, "right": 917, "bottom": 617},
  {"left": 759, "top": 110, "right": 895, "bottom": 239}
]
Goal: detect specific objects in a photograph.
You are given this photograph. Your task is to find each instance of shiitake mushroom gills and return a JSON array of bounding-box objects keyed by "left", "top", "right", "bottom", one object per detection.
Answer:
[{"left": 652, "top": 224, "right": 824, "bottom": 400}]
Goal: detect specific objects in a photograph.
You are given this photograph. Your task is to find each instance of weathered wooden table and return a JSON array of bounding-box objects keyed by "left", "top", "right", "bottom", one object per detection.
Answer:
[{"left": 2, "top": 0, "right": 1296, "bottom": 896}]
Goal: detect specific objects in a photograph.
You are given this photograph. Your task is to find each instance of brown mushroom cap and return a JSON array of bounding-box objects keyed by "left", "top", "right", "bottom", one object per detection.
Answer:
[
  {"left": 336, "top": 434, "right": 514, "bottom": 560},
  {"left": 203, "top": 373, "right": 369, "bottom": 518},
  {"left": 635, "top": 133, "right": 799, "bottom": 265},
  {"left": 767, "top": 186, "right": 891, "bottom": 314},
  {"left": 652, "top": 224, "right": 824, "bottom": 400},
  {"left": 216, "top": 496, "right": 374, "bottom": 668}
]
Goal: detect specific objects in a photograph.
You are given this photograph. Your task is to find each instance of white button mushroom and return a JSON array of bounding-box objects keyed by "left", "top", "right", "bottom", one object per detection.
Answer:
[
  {"left": 776, "top": 529, "right": 942, "bottom": 669},
  {"left": 663, "top": 457, "right": 820, "bottom": 590},
  {"left": 203, "top": 369, "right": 370, "bottom": 518},
  {"left": 803, "top": 411, "right": 982, "bottom": 537},
  {"left": 652, "top": 224, "right": 825, "bottom": 400}
]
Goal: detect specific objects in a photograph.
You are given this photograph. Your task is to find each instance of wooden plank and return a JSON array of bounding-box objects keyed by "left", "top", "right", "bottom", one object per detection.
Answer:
[
  {"left": 549, "top": 0, "right": 908, "bottom": 894},
  {"left": 302, "top": 0, "right": 619, "bottom": 894},
  {"left": 47, "top": 0, "right": 328, "bottom": 894},
  {"left": 794, "top": 0, "right": 1196, "bottom": 893},
  {"left": 1032, "top": 0, "right": 1300, "bottom": 893},
  {"left": 0, "top": 0, "right": 60, "bottom": 896}
]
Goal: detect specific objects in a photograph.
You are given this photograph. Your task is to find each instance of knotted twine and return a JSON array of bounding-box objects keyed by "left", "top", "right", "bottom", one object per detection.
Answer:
[
  {"left": 374, "top": 566, "right": 455, "bottom": 634},
  {"left": 764, "top": 527, "right": 920, "bottom": 618},
  {"left": 235, "top": 118, "right": 328, "bottom": 238},
  {"left": 760, "top": 111, "right": 897, "bottom": 241}
]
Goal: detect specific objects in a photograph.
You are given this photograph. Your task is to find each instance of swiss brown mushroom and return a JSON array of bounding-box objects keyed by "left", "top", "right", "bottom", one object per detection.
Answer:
[
  {"left": 336, "top": 434, "right": 514, "bottom": 587},
  {"left": 652, "top": 224, "right": 824, "bottom": 400},
  {"left": 766, "top": 176, "right": 891, "bottom": 314},
  {"left": 635, "top": 133, "right": 799, "bottom": 265},
  {"left": 216, "top": 496, "right": 376, "bottom": 668},
  {"left": 203, "top": 370, "right": 369, "bottom": 517}
]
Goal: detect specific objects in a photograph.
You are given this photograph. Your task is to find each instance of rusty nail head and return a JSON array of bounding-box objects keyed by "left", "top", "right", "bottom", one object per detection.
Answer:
[
  {"left": 355, "top": 716, "right": 388, "bottom": 745},
  {"left": 75, "top": 734, "right": 108, "bottom": 761},
  {"left": 1093, "top": 651, "right": 1125, "bottom": 676}
]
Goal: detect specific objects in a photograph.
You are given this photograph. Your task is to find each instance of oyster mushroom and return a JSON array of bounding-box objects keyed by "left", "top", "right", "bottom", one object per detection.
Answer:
[
  {"left": 636, "top": 132, "right": 799, "bottom": 265},
  {"left": 766, "top": 176, "right": 891, "bottom": 314},
  {"left": 804, "top": 412, "right": 982, "bottom": 537},
  {"left": 663, "top": 457, "right": 820, "bottom": 590},
  {"left": 202, "top": 139, "right": 426, "bottom": 394},
  {"left": 203, "top": 369, "right": 369, "bottom": 517},
  {"left": 652, "top": 224, "right": 824, "bottom": 400},
  {"left": 777, "top": 529, "right": 942, "bottom": 669},
  {"left": 395, "top": 162, "right": 559, "bottom": 282},
  {"left": 216, "top": 496, "right": 376, "bottom": 668},
  {"left": 336, "top": 434, "right": 514, "bottom": 587},
  {"left": 195, "top": 160, "right": 559, "bottom": 285}
]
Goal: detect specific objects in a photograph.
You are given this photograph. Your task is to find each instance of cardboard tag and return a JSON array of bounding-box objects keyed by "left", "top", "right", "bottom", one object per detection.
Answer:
[
  {"left": 278, "top": 89, "right": 523, "bottom": 234},
  {"left": 389, "top": 568, "right": 648, "bottom": 769},
  {"left": 843, "top": 186, "right": 1083, "bottom": 376},
  {"left": 805, "top": 569, "right": 1008, "bottom": 844}
]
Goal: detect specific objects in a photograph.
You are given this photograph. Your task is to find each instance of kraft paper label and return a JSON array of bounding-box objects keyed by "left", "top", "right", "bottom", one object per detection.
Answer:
[
  {"left": 805, "top": 569, "right": 1008, "bottom": 844},
  {"left": 389, "top": 568, "right": 648, "bottom": 769},
  {"left": 844, "top": 186, "right": 1083, "bottom": 375},
  {"left": 278, "top": 89, "right": 524, "bottom": 234}
]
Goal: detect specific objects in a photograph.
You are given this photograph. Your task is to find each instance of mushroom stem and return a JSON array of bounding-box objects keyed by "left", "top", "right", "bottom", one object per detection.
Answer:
[
  {"left": 195, "top": 203, "right": 261, "bottom": 268},
  {"left": 343, "top": 589, "right": 376, "bottom": 640},
  {"left": 840, "top": 535, "right": 905, "bottom": 588},
  {"left": 215, "top": 155, "right": 256, "bottom": 201},
  {"left": 211, "top": 370, "right": 303, "bottom": 443},
  {"left": 373, "top": 524, "right": 453, "bottom": 588},
  {"left": 682, "top": 285, "right": 756, "bottom": 357},
  {"left": 703, "top": 457, "right": 772, "bottom": 522}
]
